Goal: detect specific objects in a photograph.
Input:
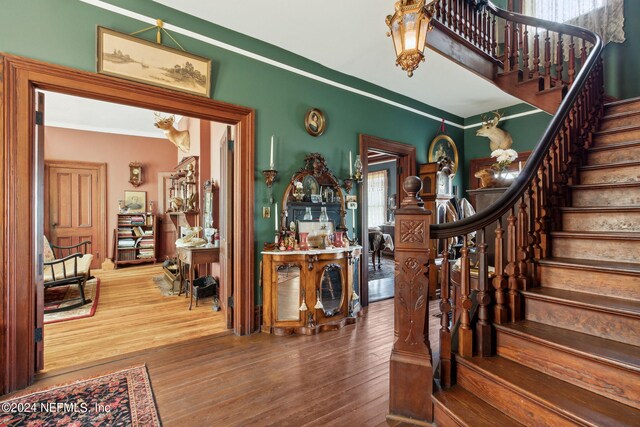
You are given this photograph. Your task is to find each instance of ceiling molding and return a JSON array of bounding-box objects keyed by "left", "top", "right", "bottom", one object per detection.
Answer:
[
  {"left": 79, "top": 0, "right": 465, "bottom": 129},
  {"left": 45, "top": 121, "right": 165, "bottom": 139},
  {"left": 463, "top": 108, "right": 547, "bottom": 129}
]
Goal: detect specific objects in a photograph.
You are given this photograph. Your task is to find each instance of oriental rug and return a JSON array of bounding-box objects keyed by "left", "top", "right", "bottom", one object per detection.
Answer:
[
  {"left": 0, "top": 365, "right": 161, "bottom": 426},
  {"left": 44, "top": 278, "right": 100, "bottom": 324}
]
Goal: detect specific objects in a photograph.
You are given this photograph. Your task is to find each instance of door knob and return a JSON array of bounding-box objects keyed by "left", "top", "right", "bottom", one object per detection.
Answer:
[{"left": 52, "top": 222, "right": 58, "bottom": 228}]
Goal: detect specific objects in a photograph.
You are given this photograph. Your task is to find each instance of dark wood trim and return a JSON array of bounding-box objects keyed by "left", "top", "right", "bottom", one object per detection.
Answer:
[
  {"left": 359, "top": 134, "right": 416, "bottom": 307},
  {"left": 44, "top": 160, "right": 107, "bottom": 267},
  {"left": 0, "top": 53, "right": 255, "bottom": 394}
]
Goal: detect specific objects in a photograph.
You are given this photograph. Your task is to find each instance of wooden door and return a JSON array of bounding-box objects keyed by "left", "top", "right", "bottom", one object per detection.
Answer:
[
  {"left": 219, "top": 126, "right": 234, "bottom": 329},
  {"left": 44, "top": 161, "right": 106, "bottom": 269},
  {"left": 34, "top": 92, "right": 45, "bottom": 372}
]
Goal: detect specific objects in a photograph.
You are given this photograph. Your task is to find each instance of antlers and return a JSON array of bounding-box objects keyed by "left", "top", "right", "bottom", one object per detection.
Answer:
[{"left": 481, "top": 110, "right": 504, "bottom": 125}]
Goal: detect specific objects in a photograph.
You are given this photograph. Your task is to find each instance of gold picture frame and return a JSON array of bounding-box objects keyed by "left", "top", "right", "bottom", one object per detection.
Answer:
[
  {"left": 428, "top": 134, "right": 459, "bottom": 175},
  {"left": 124, "top": 190, "right": 147, "bottom": 214},
  {"left": 304, "top": 108, "right": 326, "bottom": 137},
  {"left": 97, "top": 26, "right": 212, "bottom": 97}
]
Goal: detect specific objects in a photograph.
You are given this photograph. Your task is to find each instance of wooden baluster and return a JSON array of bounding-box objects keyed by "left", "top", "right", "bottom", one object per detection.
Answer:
[
  {"left": 532, "top": 170, "right": 545, "bottom": 260},
  {"left": 441, "top": 0, "right": 448, "bottom": 27},
  {"left": 446, "top": 0, "right": 453, "bottom": 28},
  {"left": 435, "top": 0, "right": 442, "bottom": 21},
  {"left": 463, "top": 0, "right": 469, "bottom": 40},
  {"left": 493, "top": 219, "right": 508, "bottom": 324},
  {"left": 556, "top": 33, "right": 564, "bottom": 84},
  {"left": 568, "top": 35, "right": 576, "bottom": 84},
  {"left": 455, "top": 0, "right": 462, "bottom": 35},
  {"left": 526, "top": 184, "right": 538, "bottom": 287},
  {"left": 491, "top": 14, "right": 497, "bottom": 57},
  {"left": 512, "top": 23, "right": 520, "bottom": 73},
  {"left": 540, "top": 153, "right": 553, "bottom": 256},
  {"left": 439, "top": 251, "right": 452, "bottom": 387},
  {"left": 544, "top": 30, "right": 552, "bottom": 89},
  {"left": 580, "top": 39, "right": 588, "bottom": 65},
  {"left": 476, "top": 229, "right": 492, "bottom": 357},
  {"left": 522, "top": 25, "right": 530, "bottom": 79},
  {"left": 503, "top": 21, "right": 511, "bottom": 72},
  {"left": 517, "top": 194, "right": 530, "bottom": 291},
  {"left": 505, "top": 207, "right": 522, "bottom": 322},
  {"left": 472, "top": 0, "right": 479, "bottom": 46},
  {"left": 458, "top": 236, "right": 473, "bottom": 357},
  {"left": 532, "top": 28, "right": 541, "bottom": 77}
]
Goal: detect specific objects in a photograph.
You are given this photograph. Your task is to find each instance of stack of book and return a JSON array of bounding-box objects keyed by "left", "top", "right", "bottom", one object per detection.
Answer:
[
  {"left": 137, "top": 248, "right": 155, "bottom": 259},
  {"left": 118, "top": 238, "right": 136, "bottom": 248},
  {"left": 130, "top": 215, "right": 146, "bottom": 226},
  {"left": 138, "top": 236, "right": 154, "bottom": 249}
]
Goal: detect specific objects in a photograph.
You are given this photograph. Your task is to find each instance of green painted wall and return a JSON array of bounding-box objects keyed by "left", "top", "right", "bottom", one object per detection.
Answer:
[
  {"left": 0, "top": 0, "right": 464, "bottom": 301},
  {"left": 603, "top": 0, "right": 640, "bottom": 100},
  {"left": 462, "top": 104, "right": 552, "bottom": 193}
]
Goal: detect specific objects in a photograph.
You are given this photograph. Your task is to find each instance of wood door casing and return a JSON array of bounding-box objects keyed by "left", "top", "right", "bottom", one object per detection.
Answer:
[
  {"left": 44, "top": 161, "right": 106, "bottom": 269},
  {"left": 220, "top": 126, "right": 233, "bottom": 329}
]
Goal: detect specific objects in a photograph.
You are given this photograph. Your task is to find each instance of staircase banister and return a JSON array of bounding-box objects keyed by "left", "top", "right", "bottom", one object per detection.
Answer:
[
  {"left": 482, "top": 1, "right": 599, "bottom": 44},
  {"left": 431, "top": 24, "right": 602, "bottom": 239}
]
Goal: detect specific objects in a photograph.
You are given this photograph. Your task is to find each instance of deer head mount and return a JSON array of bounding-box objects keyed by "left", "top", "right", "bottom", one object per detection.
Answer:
[
  {"left": 476, "top": 111, "right": 513, "bottom": 152},
  {"left": 154, "top": 113, "right": 190, "bottom": 153}
]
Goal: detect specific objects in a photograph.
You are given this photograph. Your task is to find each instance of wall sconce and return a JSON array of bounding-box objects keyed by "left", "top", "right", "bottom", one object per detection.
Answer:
[
  {"left": 262, "top": 168, "right": 278, "bottom": 204},
  {"left": 343, "top": 178, "right": 354, "bottom": 194},
  {"left": 129, "top": 161, "right": 143, "bottom": 187}
]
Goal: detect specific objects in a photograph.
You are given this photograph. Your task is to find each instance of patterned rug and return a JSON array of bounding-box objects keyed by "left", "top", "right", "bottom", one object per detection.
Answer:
[
  {"left": 44, "top": 278, "right": 100, "bottom": 324},
  {"left": 368, "top": 255, "right": 395, "bottom": 281},
  {"left": 153, "top": 275, "right": 178, "bottom": 296},
  {"left": 0, "top": 365, "right": 161, "bottom": 426}
]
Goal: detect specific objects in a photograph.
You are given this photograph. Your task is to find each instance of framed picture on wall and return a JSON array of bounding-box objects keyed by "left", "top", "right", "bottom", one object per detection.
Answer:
[
  {"left": 124, "top": 190, "right": 147, "bottom": 213},
  {"left": 428, "top": 134, "right": 459, "bottom": 175}
]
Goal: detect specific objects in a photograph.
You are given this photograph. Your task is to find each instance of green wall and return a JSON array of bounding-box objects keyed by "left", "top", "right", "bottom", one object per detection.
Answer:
[
  {"left": 463, "top": 104, "right": 552, "bottom": 193},
  {"left": 0, "top": 0, "right": 464, "bottom": 301},
  {"left": 603, "top": 0, "right": 640, "bottom": 100}
]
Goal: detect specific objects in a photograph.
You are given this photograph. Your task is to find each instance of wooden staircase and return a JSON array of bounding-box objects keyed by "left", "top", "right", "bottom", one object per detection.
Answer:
[{"left": 432, "top": 97, "right": 640, "bottom": 425}]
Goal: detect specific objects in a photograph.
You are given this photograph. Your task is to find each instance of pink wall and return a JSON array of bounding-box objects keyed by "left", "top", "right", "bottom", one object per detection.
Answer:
[{"left": 44, "top": 127, "right": 178, "bottom": 257}]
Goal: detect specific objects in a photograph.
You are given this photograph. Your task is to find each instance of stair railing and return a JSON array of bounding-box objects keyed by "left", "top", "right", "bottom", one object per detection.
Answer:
[
  {"left": 389, "top": 2, "right": 604, "bottom": 421},
  {"left": 431, "top": 0, "right": 604, "bottom": 387}
]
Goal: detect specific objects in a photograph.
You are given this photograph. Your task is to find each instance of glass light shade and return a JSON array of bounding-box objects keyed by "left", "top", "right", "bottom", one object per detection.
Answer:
[{"left": 386, "top": 0, "right": 434, "bottom": 77}]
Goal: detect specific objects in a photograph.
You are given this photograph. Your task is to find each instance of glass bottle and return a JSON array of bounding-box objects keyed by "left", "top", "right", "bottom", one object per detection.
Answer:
[
  {"left": 319, "top": 207, "right": 329, "bottom": 222},
  {"left": 303, "top": 207, "right": 313, "bottom": 220}
]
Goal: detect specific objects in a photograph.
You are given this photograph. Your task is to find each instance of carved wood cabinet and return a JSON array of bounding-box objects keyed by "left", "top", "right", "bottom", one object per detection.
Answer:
[{"left": 261, "top": 247, "right": 362, "bottom": 335}]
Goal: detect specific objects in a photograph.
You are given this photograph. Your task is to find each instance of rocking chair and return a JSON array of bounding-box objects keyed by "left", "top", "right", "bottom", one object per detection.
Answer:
[{"left": 43, "top": 236, "right": 94, "bottom": 313}]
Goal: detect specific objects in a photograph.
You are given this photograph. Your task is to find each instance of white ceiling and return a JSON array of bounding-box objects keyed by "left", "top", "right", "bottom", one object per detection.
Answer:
[
  {"left": 153, "top": 0, "right": 521, "bottom": 117},
  {"left": 43, "top": 91, "right": 181, "bottom": 138}
]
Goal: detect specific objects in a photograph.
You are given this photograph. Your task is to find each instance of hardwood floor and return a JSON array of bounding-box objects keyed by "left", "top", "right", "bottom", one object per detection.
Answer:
[
  {"left": 29, "top": 288, "right": 441, "bottom": 425},
  {"left": 44, "top": 264, "right": 229, "bottom": 373}
]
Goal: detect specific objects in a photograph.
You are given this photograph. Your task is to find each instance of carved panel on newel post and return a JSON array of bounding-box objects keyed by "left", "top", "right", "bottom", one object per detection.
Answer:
[{"left": 388, "top": 177, "right": 434, "bottom": 425}]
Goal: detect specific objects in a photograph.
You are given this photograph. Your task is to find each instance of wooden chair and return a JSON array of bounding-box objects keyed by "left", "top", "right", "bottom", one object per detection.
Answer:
[{"left": 43, "top": 236, "right": 94, "bottom": 312}]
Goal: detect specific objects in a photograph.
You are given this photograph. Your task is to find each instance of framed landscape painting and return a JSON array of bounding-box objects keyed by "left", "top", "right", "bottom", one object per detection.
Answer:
[{"left": 97, "top": 26, "right": 212, "bottom": 97}]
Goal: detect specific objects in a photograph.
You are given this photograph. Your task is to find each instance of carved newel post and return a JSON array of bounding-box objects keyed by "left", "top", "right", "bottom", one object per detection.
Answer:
[{"left": 388, "top": 176, "right": 434, "bottom": 425}]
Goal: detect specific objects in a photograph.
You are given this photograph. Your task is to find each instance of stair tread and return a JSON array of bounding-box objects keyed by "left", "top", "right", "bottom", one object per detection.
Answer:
[
  {"left": 605, "top": 96, "right": 640, "bottom": 108},
  {"left": 551, "top": 230, "right": 640, "bottom": 240},
  {"left": 539, "top": 256, "right": 640, "bottom": 275},
  {"left": 522, "top": 287, "right": 640, "bottom": 316},
  {"left": 602, "top": 109, "right": 640, "bottom": 121},
  {"left": 457, "top": 355, "right": 640, "bottom": 426},
  {"left": 495, "top": 320, "right": 640, "bottom": 371},
  {"left": 433, "top": 385, "right": 523, "bottom": 427},
  {"left": 594, "top": 123, "right": 640, "bottom": 135},
  {"left": 570, "top": 181, "right": 640, "bottom": 189},
  {"left": 580, "top": 160, "right": 640, "bottom": 171},
  {"left": 560, "top": 206, "right": 640, "bottom": 213},
  {"left": 588, "top": 139, "right": 640, "bottom": 152}
]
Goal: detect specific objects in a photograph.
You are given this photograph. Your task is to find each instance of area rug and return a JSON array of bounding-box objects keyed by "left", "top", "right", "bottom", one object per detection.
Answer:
[
  {"left": 368, "top": 255, "right": 395, "bottom": 282},
  {"left": 0, "top": 365, "right": 161, "bottom": 426},
  {"left": 153, "top": 275, "right": 177, "bottom": 296},
  {"left": 44, "top": 278, "right": 100, "bottom": 325}
]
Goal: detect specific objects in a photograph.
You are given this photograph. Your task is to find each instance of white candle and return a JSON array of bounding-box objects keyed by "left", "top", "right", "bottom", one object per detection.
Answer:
[
  {"left": 270, "top": 135, "right": 274, "bottom": 169},
  {"left": 274, "top": 203, "right": 278, "bottom": 230},
  {"left": 352, "top": 209, "right": 355, "bottom": 229},
  {"left": 518, "top": 161, "right": 522, "bottom": 173},
  {"left": 349, "top": 151, "right": 353, "bottom": 176}
]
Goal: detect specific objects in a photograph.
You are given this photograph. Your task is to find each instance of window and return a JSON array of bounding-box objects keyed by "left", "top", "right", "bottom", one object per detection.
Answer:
[
  {"left": 527, "top": 0, "right": 606, "bottom": 23},
  {"left": 368, "top": 170, "right": 388, "bottom": 227}
]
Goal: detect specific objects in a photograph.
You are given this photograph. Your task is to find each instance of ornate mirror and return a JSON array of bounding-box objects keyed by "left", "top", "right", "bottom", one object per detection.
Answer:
[
  {"left": 280, "top": 153, "right": 347, "bottom": 234},
  {"left": 276, "top": 264, "right": 302, "bottom": 321},
  {"left": 320, "top": 264, "right": 343, "bottom": 317}
]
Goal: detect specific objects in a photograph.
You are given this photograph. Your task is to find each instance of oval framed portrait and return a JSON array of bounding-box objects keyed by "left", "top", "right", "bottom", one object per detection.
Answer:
[
  {"left": 304, "top": 108, "right": 326, "bottom": 137},
  {"left": 428, "top": 134, "right": 459, "bottom": 175}
]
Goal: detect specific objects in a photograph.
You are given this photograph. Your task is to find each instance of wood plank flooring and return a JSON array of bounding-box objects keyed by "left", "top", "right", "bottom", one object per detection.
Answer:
[
  {"left": 22, "top": 287, "right": 442, "bottom": 426},
  {"left": 44, "top": 264, "right": 229, "bottom": 373}
]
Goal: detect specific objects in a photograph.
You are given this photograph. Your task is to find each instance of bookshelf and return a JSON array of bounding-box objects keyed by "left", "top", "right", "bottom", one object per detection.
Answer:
[{"left": 113, "top": 213, "right": 157, "bottom": 268}]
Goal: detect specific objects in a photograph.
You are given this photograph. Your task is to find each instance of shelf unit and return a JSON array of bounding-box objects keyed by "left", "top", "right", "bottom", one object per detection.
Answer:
[{"left": 113, "top": 213, "right": 157, "bottom": 268}]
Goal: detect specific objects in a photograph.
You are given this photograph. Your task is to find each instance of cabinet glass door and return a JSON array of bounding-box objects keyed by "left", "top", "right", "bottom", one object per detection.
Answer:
[
  {"left": 276, "top": 264, "right": 302, "bottom": 321},
  {"left": 320, "top": 264, "right": 343, "bottom": 317}
]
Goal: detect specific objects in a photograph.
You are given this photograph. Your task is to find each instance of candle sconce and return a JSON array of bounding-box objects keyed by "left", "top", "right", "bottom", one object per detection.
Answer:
[
  {"left": 343, "top": 178, "right": 354, "bottom": 194},
  {"left": 353, "top": 155, "right": 363, "bottom": 183},
  {"left": 262, "top": 168, "right": 278, "bottom": 203}
]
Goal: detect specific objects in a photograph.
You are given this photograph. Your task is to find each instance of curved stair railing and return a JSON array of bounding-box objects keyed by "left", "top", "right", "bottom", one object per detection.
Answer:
[{"left": 389, "top": 1, "right": 604, "bottom": 422}]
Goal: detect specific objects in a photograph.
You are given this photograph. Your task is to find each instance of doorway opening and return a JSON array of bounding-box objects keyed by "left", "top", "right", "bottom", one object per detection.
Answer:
[
  {"left": 1, "top": 54, "right": 255, "bottom": 394},
  {"left": 358, "top": 134, "right": 416, "bottom": 306},
  {"left": 38, "top": 90, "right": 235, "bottom": 374}
]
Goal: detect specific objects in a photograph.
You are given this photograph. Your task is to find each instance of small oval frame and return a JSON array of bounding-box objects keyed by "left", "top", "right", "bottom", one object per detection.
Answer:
[{"left": 304, "top": 108, "right": 326, "bottom": 137}]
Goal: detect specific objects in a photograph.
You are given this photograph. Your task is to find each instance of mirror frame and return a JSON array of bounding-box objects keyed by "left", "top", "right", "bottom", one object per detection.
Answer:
[
  {"left": 280, "top": 153, "right": 347, "bottom": 232},
  {"left": 319, "top": 263, "right": 344, "bottom": 317}
]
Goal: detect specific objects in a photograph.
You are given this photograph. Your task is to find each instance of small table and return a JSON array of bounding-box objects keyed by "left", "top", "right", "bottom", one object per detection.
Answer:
[{"left": 176, "top": 246, "right": 220, "bottom": 310}]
